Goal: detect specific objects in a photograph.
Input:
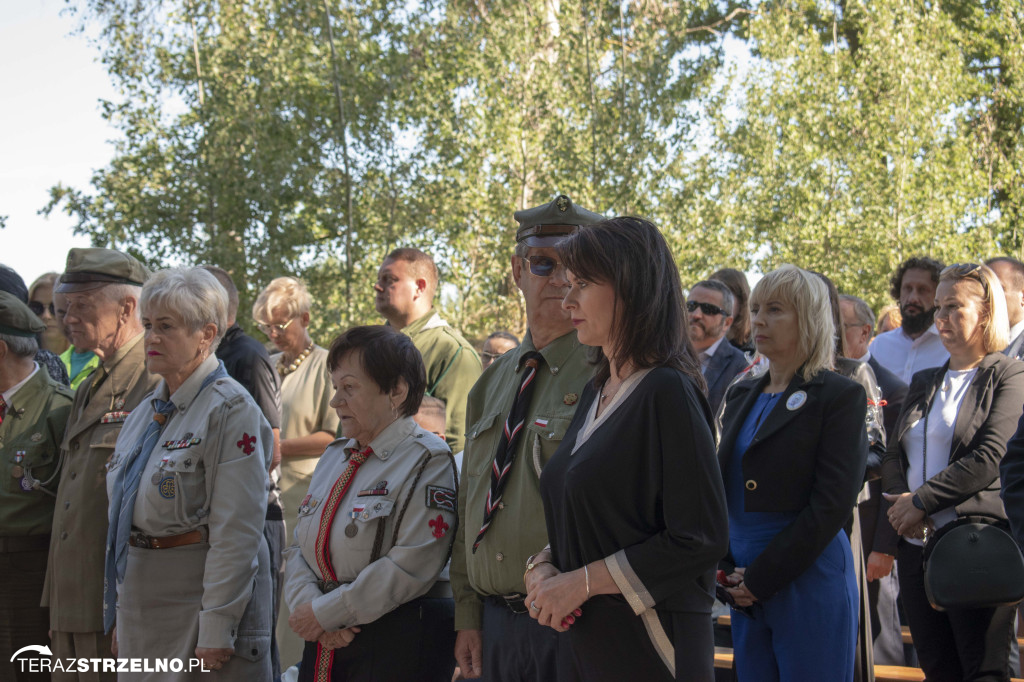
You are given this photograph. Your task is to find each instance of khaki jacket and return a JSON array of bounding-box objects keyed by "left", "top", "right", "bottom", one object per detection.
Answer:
[{"left": 43, "top": 334, "right": 159, "bottom": 632}]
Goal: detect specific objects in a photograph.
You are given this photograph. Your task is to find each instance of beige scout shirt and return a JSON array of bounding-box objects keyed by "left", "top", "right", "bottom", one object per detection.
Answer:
[
  {"left": 450, "top": 330, "right": 592, "bottom": 630},
  {"left": 106, "top": 356, "right": 273, "bottom": 649},
  {"left": 283, "top": 417, "right": 456, "bottom": 631},
  {"left": 273, "top": 346, "right": 340, "bottom": 508},
  {"left": 44, "top": 333, "right": 159, "bottom": 632}
]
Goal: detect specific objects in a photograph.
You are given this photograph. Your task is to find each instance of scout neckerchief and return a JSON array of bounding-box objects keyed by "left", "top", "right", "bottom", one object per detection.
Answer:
[
  {"left": 102, "top": 361, "right": 228, "bottom": 634},
  {"left": 312, "top": 444, "right": 374, "bottom": 682},
  {"left": 472, "top": 351, "right": 543, "bottom": 552}
]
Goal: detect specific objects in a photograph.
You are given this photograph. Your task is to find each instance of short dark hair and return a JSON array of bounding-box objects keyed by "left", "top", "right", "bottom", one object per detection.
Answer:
[
  {"left": 486, "top": 330, "right": 519, "bottom": 345},
  {"left": 889, "top": 257, "right": 944, "bottom": 301},
  {"left": 327, "top": 325, "right": 426, "bottom": 418},
  {"left": 201, "top": 265, "right": 240, "bottom": 322},
  {"left": 385, "top": 247, "right": 439, "bottom": 293},
  {"left": 710, "top": 268, "right": 750, "bottom": 346},
  {"left": 690, "top": 279, "right": 735, "bottom": 317},
  {"left": 986, "top": 257, "right": 1024, "bottom": 293},
  {"left": 558, "top": 216, "right": 705, "bottom": 392}
]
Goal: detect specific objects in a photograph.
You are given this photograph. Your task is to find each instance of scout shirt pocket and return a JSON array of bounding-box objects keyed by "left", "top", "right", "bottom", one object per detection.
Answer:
[
  {"left": 344, "top": 498, "right": 395, "bottom": 555},
  {"left": 465, "top": 412, "right": 501, "bottom": 478},
  {"left": 6, "top": 442, "right": 57, "bottom": 494},
  {"left": 523, "top": 415, "right": 572, "bottom": 476},
  {"left": 161, "top": 454, "right": 208, "bottom": 526}
]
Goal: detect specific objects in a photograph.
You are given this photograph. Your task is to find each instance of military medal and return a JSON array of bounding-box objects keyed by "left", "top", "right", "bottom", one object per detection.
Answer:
[
  {"left": 151, "top": 471, "right": 163, "bottom": 484},
  {"left": 11, "top": 465, "right": 24, "bottom": 478},
  {"left": 345, "top": 512, "right": 359, "bottom": 538},
  {"left": 30, "top": 433, "right": 43, "bottom": 443},
  {"left": 152, "top": 455, "right": 171, "bottom": 484}
]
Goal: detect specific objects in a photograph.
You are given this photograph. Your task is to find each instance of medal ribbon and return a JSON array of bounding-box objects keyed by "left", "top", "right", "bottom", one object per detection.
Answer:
[
  {"left": 473, "top": 351, "right": 543, "bottom": 552},
  {"left": 312, "top": 445, "right": 373, "bottom": 682}
]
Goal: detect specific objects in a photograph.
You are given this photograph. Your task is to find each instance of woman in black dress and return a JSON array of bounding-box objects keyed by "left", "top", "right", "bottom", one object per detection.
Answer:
[{"left": 524, "top": 217, "right": 729, "bottom": 681}]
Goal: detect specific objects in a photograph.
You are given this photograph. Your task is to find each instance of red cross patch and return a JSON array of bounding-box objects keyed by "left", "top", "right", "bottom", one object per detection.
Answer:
[
  {"left": 236, "top": 433, "right": 257, "bottom": 455},
  {"left": 429, "top": 514, "right": 449, "bottom": 539}
]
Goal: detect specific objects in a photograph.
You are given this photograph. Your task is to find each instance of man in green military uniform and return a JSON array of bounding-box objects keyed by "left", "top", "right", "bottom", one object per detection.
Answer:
[
  {"left": 374, "top": 247, "right": 481, "bottom": 453},
  {"left": 43, "top": 249, "right": 159, "bottom": 682},
  {"left": 450, "top": 195, "right": 603, "bottom": 680},
  {"left": 0, "top": 292, "right": 74, "bottom": 681}
]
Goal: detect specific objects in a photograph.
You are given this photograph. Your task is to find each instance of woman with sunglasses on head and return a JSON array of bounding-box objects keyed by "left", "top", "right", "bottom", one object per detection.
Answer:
[
  {"left": 717, "top": 265, "right": 869, "bottom": 682},
  {"left": 523, "top": 217, "right": 729, "bottom": 681},
  {"left": 253, "top": 276, "right": 341, "bottom": 670},
  {"left": 881, "top": 262, "right": 1024, "bottom": 682}
]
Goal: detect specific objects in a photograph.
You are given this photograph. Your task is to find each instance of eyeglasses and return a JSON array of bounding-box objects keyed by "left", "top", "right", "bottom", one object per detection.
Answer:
[
  {"left": 941, "top": 262, "right": 988, "bottom": 293},
  {"left": 522, "top": 256, "right": 565, "bottom": 278},
  {"left": 686, "top": 300, "right": 727, "bottom": 316},
  {"left": 28, "top": 301, "right": 55, "bottom": 317},
  {"left": 257, "top": 318, "right": 297, "bottom": 335}
]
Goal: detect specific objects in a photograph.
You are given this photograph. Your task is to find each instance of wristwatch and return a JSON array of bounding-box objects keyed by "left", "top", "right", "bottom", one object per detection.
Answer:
[{"left": 911, "top": 494, "right": 925, "bottom": 511}]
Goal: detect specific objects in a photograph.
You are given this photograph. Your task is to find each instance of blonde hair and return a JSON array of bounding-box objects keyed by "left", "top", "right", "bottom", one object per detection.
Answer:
[
  {"left": 749, "top": 264, "right": 835, "bottom": 379},
  {"left": 28, "top": 272, "right": 59, "bottom": 302},
  {"left": 253, "top": 276, "right": 312, "bottom": 324},
  {"left": 939, "top": 263, "right": 1010, "bottom": 354}
]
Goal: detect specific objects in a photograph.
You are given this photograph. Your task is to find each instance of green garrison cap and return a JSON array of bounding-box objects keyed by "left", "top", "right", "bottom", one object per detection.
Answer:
[
  {"left": 0, "top": 291, "right": 45, "bottom": 338},
  {"left": 56, "top": 248, "right": 150, "bottom": 294},
  {"left": 513, "top": 194, "right": 604, "bottom": 247}
]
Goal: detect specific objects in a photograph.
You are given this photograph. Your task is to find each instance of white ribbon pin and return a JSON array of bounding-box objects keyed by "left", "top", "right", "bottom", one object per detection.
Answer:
[{"left": 786, "top": 390, "right": 807, "bottom": 411}]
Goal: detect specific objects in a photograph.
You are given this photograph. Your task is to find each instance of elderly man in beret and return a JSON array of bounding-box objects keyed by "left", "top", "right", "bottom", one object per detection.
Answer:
[
  {"left": 43, "top": 249, "right": 159, "bottom": 681},
  {"left": 0, "top": 293, "right": 75, "bottom": 681},
  {"left": 450, "top": 195, "right": 602, "bottom": 680}
]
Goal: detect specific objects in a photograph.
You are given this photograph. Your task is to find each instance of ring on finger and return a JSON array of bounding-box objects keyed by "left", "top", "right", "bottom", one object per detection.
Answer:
[{"left": 530, "top": 601, "right": 540, "bottom": 611}]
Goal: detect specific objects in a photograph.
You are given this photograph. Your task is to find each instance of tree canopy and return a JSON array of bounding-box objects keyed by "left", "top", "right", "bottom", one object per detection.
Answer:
[{"left": 44, "top": 0, "right": 1024, "bottom": 341}]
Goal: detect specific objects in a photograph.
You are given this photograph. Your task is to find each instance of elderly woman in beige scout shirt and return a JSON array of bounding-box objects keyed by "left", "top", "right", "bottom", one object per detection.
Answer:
[
  {"left": 104, "top": 267, "right": 273, "bottom": 680},
  {"left": 284, "top": 325, "right": 457, "bottom": 682}
]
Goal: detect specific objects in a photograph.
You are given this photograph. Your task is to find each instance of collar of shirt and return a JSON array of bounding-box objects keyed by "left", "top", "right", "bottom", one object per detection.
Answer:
[
  {"left": 856, "top": 351, "right": 871, "bottom": 363},
  {"left": 153, "top": 354, "right": 220, "bottom": 412},
  {"left": 515, "top": 329, "right": 583, "bottom": 378},
  {"left": 702, "top": 336, "right": 725, "bottom": 363},
  {"left": 337, "top": 415, "right": 417, "bottom": 461},
  {"left": 1010, "top": 320, "right": 1024, "bottom": 343},
  {"left": 401, "top": 309, "right": 447, "bottom": 334},
  {"left": 2, "top": 362, "right": 40, "bottom": 405},
  {"left": 103, "top": 331, "right": 145, "bottom": 371}
]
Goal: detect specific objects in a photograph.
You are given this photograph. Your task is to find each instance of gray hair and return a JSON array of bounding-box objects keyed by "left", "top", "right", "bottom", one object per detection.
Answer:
[
  {"left": 0, "top": 332, "right": 38, "bottom": 358},
  {"left": 690, "top": 279, "right": 735, "bottom": 317},
  {"left": 99, "top": 283, "right": 144, "bottom": 321},
  {"left": 839, "top": 294, "right": 875, "bottom": 328},
  {"left": 140, "top": 267, "right": 228, "bottom": 352}
]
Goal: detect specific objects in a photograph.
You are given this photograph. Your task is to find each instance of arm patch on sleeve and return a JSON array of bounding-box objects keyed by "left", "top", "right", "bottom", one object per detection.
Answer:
[{"left": 426, "top": 485, "right": 456, "bottom": 513}]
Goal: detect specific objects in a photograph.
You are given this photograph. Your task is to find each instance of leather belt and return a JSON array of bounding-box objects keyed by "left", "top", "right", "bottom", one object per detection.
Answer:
[
  {"left": 487, "top": 593, "right": 529, "bottom": 615},
  {"left": 0, "top": 535, "right": 51, "bottom": 552},
  {"left": 318, "top": 579, "right": 343, "bottom": 593},
  {"left": 129, "top": 529, "right": 204, "bottom": 549}
]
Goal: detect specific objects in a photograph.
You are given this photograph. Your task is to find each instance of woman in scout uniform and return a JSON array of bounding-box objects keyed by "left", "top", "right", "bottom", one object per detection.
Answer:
[
  {"left": 283, "top": 325, "right": 457, "bottom": 682},
  {"left": 104, "top": 267, "right": 273, "bottom": 680},
  {"left": 717, "top": 265, "right": 869, "bottom": 682}
]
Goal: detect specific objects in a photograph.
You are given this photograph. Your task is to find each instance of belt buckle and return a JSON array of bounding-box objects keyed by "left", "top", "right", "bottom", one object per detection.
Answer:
[
  {"left": 502, "top": 593, "right": 528, "bottom": 615},
  {"left": 131, "top": 532, "right": 151, "bottom": 549}
]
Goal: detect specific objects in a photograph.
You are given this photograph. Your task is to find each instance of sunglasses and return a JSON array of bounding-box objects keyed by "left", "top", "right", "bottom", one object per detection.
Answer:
[
  {"left": 257, "top": 317, "right": 297, "bottom": 335},
  {"left": 686, "top": 300, "right": 727, "bottom": 316},
  {"left": 941, "top": 262, "right": 989, "bottom": 293},
  {"left": 28, "top": 301, "right": 55, "bottom": 317},
  {"left": 522, "top": 256, "right": 565, "bottom": 278}
]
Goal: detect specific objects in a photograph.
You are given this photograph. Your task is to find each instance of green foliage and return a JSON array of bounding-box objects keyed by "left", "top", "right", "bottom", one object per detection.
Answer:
[{"left": 45, "top": 0, "right": 1024, "bottom": 335}]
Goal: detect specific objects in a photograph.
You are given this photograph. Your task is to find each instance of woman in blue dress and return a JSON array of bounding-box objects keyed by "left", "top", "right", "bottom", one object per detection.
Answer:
[{"left": 718, "top": 264, "right": 869, "bottom": 682}]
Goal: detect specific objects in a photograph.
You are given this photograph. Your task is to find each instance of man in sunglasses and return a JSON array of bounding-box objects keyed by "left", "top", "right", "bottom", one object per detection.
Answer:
[
  {"left": 687, "top": 279, "right": 747, "bottom": 415},
  {"left": 451, "top": 194, "right": 602, "bottom": 681}
]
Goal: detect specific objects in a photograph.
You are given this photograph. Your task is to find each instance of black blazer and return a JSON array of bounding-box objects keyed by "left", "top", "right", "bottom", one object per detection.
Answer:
[
  {"left": 868, "top": 355, "right": 909, "bottom": 438},
  {"left": 718, "top": 368, "right": 868, "bottom": 600},
  {"left": 705, "top": 339, "right": 750, "bottom": 416},
  {"left": 880, "top": 353, "right": 1024, "bottom": 552},
  {"left": 861, "top": 355, "right": 908, "bottom": 555}
]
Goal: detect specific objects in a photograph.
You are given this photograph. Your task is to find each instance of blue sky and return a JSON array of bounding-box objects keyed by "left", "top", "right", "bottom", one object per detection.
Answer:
[{"left": 1, "top": 0, "right": 113, "bottom": 287}]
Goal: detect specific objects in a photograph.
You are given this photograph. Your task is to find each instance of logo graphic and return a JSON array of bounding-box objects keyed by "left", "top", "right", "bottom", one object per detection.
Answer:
[{"left": 10, "top": 645, "right": 52, "bottom": 661}]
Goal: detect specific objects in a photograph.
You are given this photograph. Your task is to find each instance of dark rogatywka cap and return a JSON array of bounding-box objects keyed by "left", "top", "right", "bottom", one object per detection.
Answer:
[
  {"left": 0, "top": 265, "right": 28, "bottom": 303},
  {"left": 0, "top": 291, "right": 45, "bottom": 338},
  {"left": 56, "top": 248, "right": 150, "bottom": 293},
  {"left": 513, "top": 194, "right": 605, "bottom": 247}
]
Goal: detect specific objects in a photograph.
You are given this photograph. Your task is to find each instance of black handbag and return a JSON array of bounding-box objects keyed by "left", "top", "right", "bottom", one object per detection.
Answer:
[{"left": 923, "top": 515, "right": 1024, "bottom": 611}]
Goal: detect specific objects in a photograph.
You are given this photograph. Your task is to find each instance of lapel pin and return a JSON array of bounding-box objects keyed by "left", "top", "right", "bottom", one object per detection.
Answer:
[{"left": 786, "top": 390, "right": 807, "bottom": 411}]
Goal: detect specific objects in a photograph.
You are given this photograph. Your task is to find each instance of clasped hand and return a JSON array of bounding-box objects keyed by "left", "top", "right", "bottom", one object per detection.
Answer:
[
  {"left": 721, "top": 568, "right": 758, "bottom": 607},
  {"left": 883, "top": 492, "right": 931, "bottom": 539},
  {"left": 524, "top": 565, "right": 585, "bottom": 633}
]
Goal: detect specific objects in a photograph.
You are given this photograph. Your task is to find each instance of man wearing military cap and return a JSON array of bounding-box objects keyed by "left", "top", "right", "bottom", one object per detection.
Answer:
[
  {"left": 374, "top": 247, "right": 481, "bottom": 452},
  {"left": 451, "top": 194, "right": 603, "bottom": 680},
  {"left": 0, "top": 292, "right": 74, "bottom": 681},
  {"left": 44, "top": 248, "right": 159, "bottom": 681}
]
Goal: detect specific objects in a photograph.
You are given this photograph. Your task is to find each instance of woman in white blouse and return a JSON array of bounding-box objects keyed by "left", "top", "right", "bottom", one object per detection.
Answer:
[{"left": 881, "top": 262, "right": 1024, "bottom": 682}]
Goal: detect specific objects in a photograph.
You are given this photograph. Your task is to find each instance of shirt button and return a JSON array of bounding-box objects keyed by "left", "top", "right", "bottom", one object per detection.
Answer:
[
  {"left": 64, "top": 501, "right": 70, "bottom": 510},
  {"left": 498, "top": 502, "right": 505, "bottom": 510},
  {"left": 70, "top": 471, "right": 77, "bottom": 480},
  {"left": 551, "top": 366, "right": 559, "bottom": 375},
  {"left": 61, "top": 531, "right": 68, "bottom": 540},
  {"left": 745, "top": 480, "right": 757, "bottom": 491},
  {"left": 495, "top": 552, "right": 504, "bottom": 562},
  {"left": 548, "top": 432, "right": 555, "bottom": 438}
]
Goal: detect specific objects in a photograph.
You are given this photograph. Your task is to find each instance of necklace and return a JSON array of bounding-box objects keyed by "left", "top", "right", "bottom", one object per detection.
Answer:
[{"left": 278, "top": 343, "right": 313, "bottom": 377}]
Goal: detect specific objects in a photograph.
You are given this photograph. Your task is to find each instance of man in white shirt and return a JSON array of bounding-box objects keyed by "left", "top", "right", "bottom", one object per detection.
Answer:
[
  {"left": 869, "top": 257, "right": 949, "bottom": 384},
  {"left": 986, "top": 257, "right": 1024, "bottom": 359}
]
